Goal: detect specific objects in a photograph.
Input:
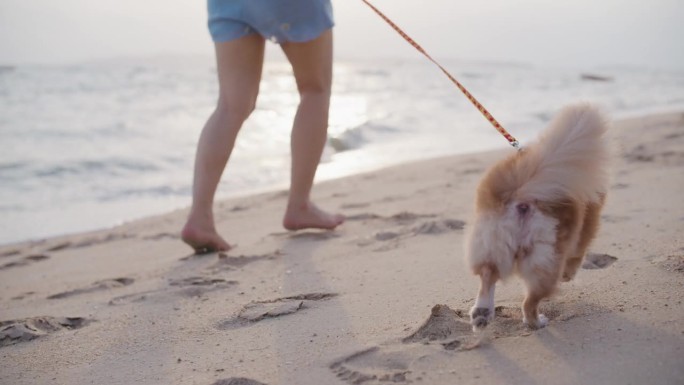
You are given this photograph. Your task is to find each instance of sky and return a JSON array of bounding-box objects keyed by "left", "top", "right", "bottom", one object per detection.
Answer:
[{"left": 0, "top": 0, "right": 683, "bottom": 70}]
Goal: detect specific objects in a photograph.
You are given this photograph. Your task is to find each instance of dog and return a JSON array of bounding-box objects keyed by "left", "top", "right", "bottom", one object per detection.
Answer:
[{"left": 465, "top": 104, "right": 610, "bottom": 329}]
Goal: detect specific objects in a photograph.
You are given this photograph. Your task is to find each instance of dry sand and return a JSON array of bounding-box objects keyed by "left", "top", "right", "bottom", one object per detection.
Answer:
[{"left": 1, "top": 110, "right": 683, "bottom": 385}]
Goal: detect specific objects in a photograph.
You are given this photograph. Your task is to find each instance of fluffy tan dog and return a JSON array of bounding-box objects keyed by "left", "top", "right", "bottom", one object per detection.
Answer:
[{"left": 465, "top": 104, "right": 610, "bottom": 329}]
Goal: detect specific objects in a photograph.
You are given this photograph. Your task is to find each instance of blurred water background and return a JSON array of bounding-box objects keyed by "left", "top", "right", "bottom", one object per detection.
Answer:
[{"left": 1, "top": 55, "right": 683, "bottom": 244}]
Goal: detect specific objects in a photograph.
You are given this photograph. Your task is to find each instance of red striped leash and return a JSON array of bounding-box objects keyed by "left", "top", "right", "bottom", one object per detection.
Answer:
[{"left": 361, "top": 0, "right": 521, "bottom": 150}]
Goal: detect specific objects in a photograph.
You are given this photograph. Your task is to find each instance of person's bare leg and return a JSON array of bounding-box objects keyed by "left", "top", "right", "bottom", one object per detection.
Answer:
[
  {"left": 182, "top": 34, "right": 265, "bottom": 252},
  {"left": 280, "top": 29, "right": 344, "bottom": 231}
]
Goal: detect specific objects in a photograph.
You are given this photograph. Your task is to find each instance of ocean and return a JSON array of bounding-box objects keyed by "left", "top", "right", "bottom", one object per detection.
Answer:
[{"left": 1, "top": 55, "right": 683, "bottom": 245}]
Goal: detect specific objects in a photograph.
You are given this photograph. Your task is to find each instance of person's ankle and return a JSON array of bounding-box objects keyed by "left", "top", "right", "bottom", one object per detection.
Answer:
[{"left": 286, "top": 199, "right": 311, "bottom": 212}]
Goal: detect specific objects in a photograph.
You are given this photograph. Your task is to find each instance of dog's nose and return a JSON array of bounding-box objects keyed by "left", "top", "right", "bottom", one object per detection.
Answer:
[{"left": 516, "top": 203, "right": 530, "bottom": 215}]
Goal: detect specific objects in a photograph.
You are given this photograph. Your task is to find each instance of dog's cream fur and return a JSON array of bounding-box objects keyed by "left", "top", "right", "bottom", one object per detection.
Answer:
[{"left": 465, "top": 104, "right": 610, "bottom": 329}]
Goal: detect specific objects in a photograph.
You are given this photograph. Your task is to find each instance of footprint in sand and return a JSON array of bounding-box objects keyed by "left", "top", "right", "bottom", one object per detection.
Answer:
[
  {"left": 380, "top": 195, "right": 409, "bottom": 203},
  {"left": 44, "top": 242, "right": 72, "bottom": 252},
  {"left": 625, "top": 145, "right": 684, "bottom": 166},
  {"left": 168, "top": 277, "right": 238, "bottom": 298},
  {"left": 582, "top": 253, "right": 618, "bottom": 269},
  {"left": 331, "top": 302, "right": 606, "bottom": 384},
  {"left": 664, "top": 132, "right": 684, "bottom": 140},
  {"left": 386, "top": 212, "right": 437, "bottom": 225},
  {"left": 400, "top": 305, "right": 475, "bottom": 347},
  {"left": 343, "top": 211, "right": 437, "bottom": 224},
  {"left": 0, "top": 254, "right": 49, "bottom": 271},
  {"left": 346, "top": 213, "right": 382, "bottom": 222},
  {"left": 331, "top": 305, "right": 475, "bottom": 384},
  {"left": 72, "top": 233, "right": 134, "bottom": 249},
  {"left": 374, "top": 231, "right": 400, "bottom": 241},
  {"left": 331, "top": 346, "right": 412, "bottom": 384},
  {"left": 229, "top": 204, "right": 250, "bottom": 212},
  {"left": 0, "top": 316, "right": 90, "bottom": 348},
  {"left": 205, "top": 252, "right": 280, "bottom": 274},
  {"left": 47, "top": 278, "right": 134, "bottom": 300},
  {"left": 109, "top": 291, "right": 155, "bottom": 306},
  {"left": 341, "top": 202, "right": 371, "bottom": 209},
  {"left": 0, "top": 248, "right": 21, "bottom": 258},
  {"left": 38, "top": 234, "right": 134, "bottom": 252},
  {"left": 655, "top": 254, "right": 684, "bottom": 274},
  {"left": 349, "top": 211, "right": 463, "bottom": 232},
  {"left": 218, "top": 293, "right": 337, "bottom": 330},
  {"left": 411, "top": 219, "right": 465, "bottom": 235},
  {"left": 601, "top": 214, "right": 631, "bottom": 223},
  {"left": 359, "top": 218, "right": 465, "bottom": 251},
  {"left": 169, "top": 277, "right": 234, "bottom": 286},
  {"left": 109, "top": 276, "right": 237, "bottom": 305},
  {"left": 0, "top": 259, "right": 30, "bottom": 270},
  {"left": 11, "top": 292, "right": 35, "bottom": 301},
  {"left": 212, "top": 378, "right": 268, "bottom": 385}
]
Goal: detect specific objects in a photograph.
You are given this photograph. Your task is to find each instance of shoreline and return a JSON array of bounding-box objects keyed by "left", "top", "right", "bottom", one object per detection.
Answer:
[
  {"left": 3, "top": 55, "right": 684, "bottom": 246},
  {"left": 3, "top": 107, "right": 682, "bottom": 250},
  {"left": 1, "top": 109, "right": 683, "bottom": 385}
]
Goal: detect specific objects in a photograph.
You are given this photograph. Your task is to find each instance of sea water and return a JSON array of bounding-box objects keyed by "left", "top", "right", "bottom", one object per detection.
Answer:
[{"left": 1, "top": 55, "right": 683, "bottom": 245}]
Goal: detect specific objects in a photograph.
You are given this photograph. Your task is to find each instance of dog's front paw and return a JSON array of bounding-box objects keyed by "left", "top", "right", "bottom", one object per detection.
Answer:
[
  {"left": 538, "top": 314, "right": 549, "bottom": 327},
  {"left": 523, "top": 313, "right": 549, "bottom": 330},
  {"left": 470, "top": 306, "right": 493, "bottom": 330}
]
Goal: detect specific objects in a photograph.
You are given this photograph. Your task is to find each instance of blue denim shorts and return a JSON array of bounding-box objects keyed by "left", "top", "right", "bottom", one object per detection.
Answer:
[{"left": 208, "top": 0, "right": 334, "bottom": 43}]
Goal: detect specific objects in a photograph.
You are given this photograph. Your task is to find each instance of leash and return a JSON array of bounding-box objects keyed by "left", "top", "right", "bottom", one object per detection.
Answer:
[{"left": 361, "top": 0, "right": 520, "bottom": 150}]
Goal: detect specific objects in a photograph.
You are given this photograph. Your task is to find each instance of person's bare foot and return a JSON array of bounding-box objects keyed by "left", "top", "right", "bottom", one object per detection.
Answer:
[
  {"left": 283, "top": 201, "right": 345, "bottom": 231},
  {"left": 181, "top": 221, "right": 231, "bottom": 253}
]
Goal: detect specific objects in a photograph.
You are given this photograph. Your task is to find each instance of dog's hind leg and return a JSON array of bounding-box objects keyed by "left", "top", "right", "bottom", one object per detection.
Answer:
[
  {"left": 518, "top": 244, "right": 563, "bottom": 329},
  {"left": 521, "top": 283, "right": 554, "bottom": 329},
  {"left": 469, "top": 264, "right": 499, "bottom": 330},
  {"left": 562, "top": 198, "right": 604, "bottom": 281}
]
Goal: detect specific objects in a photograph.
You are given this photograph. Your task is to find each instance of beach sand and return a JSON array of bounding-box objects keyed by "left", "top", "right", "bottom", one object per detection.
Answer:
[{"left": 1, "top": 110, "right": 683, "bottom": 385}]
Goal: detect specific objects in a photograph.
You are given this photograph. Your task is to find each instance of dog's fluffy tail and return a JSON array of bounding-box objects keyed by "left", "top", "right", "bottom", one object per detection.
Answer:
[{"left": 517, "top": 103, "right": 610, "bottom": 203}]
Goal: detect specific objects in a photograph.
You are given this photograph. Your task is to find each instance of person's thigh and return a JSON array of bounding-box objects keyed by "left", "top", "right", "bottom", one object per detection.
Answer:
[
  {"left": 280, "top": 29, "right": 333, "bottom": 94},
  {"left": 214, "top": 34, "right": 266, "bottom": 114}
]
